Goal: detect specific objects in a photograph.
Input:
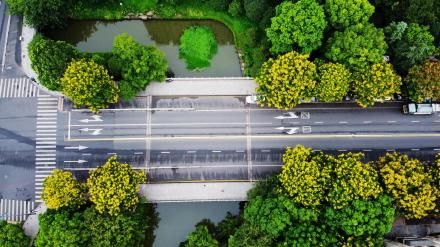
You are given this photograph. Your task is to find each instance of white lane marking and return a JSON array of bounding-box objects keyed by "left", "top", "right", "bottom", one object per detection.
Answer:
[
  {"left": 134, "top": 152, "right": 144, "bottom": 155},
  {"left": 160, "top": 151, "right": 170, "bottom": 154},
  {"left": 37, "top": 117, "right": 57, "bottom": 121},
  {"left": 70, "top": 122, "right": 273, "bottom": 127},
  {"left": 36, "top": 166, "right": 56, "bottom": 169},
  {"left": 36, "top": 137, "right": 56, "bottom": 140},
  {"left": 236, "top": 150, "right": 245, "bottom": 153},
  {"left": 36, "top": 129, "right": 56, "bottom": 132},
  {"left": 314, "top": 121, "right": 324, "bottom": 124},
  {"left": 37, "top": 121, "right": 56, "bottom": 125},
  {"left": 38, "top": 113, "right": 57, "bottom": 117},
  {"left": 36, "top": 149, "right": 56, "bottom": 153},
  {"left": 37, "top": 110, "right": 57, "bottom": 113},
  {"left": 36, "top": 162, "right": 56, "bottom": 165},
  {"left": 339, "top": 121, "right": 348, "bottom": 124},
  {"left": 363, "top": 121, "right": 372, "bottom": 124},
  {"left": 36, "top": 126, "right": 56, "bottom": 129},
  {"left": 37, "top": 97, "right": 57, "bottom": 101},
  {"left": 386, "top": 149, "right": 395, "bottom": 152},
  {"left": 107, "top": 152, "right": 117, "bottom": 155},
  {"left": 261, "top": 150, "right": 270, "bottom": 152},
  {"left": 338, "top": 149, "right": 347, "bottom": 152},
  {"left": 363, "top": 149, "right": 372, "bottom": 152},
  {"left": 212, "top": 150, "right": 222, "bottom": 153},
  {"left": 37, "top": 101, "right": 57, "bottom": 105},
  {"left": 186, "top": 151, "right": 196, "bottom": 153},
  {"left": 434, "top": 120, "right": 440, "bottom": 123},
  {"left": 314, "top": 149, "right": 322, "bottom": 152},
  {"left": 82, "top": 153, "right": 92, "bottom": 156},
  {"left": 36, "top": 153, "right": 56, "bottom": 157},
  {"left": 36, "top": 141, "right": 56, "bottom": 145},
  {"left": 411, "top": 120, "right": 420, "bottom": 123},
  {"left": 36, "top": 157, "right": 56, "bottom": 161},
  {"left": 1, "top": 15, "right": 11, "bottom": 72},
  {"left": 36, "top": 133, "right": 56, "bottom": 136},
  {"left": 35, "top": 145, "right": 56, "bottom": 149},
  {"left": 411, "top": 148, "right": 420, "bottom": 151},
  {"left": 387, "top": 121, "right": 397, "bottom": 123},
  {"left": 434, "top": 148, "right": 440, "bottom": 151}
]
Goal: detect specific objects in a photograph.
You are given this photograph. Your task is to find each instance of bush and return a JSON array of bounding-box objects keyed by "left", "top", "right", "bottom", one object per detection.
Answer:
[
  {"left": 0, "top": 220, "right": 30, "bottom": 247},
  {"left": 243, "top": 0, "right": 268, "bottom": 22},
  {"left": 179, "top": 26, "right": 218, "bottom": 70},
  {"left": 42, "top": 169, "right": 86, "bottom": 210},
  {"left": 228, "top": 0, "right": 242, "bottom": 16},
  {"left": 28, "top": 34, "right": 80, "bottom": 91},
  {"left": 87, "top": 155, "right": 146, "bottom": 216},
  {"left": 61, "top": 59, "right": 119, "bottom": 112}
]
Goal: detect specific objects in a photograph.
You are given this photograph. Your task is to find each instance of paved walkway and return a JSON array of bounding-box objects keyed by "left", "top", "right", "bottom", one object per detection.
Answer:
[
  {"left": 139, "top": 182, "right": 255, "bottom": 202},
  {"left": 22, "top": 202, "right": 46, "bottom": 242}
]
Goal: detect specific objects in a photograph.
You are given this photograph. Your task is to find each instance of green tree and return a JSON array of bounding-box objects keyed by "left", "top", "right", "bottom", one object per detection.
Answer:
[
  {"left": 113, "top": 33, "right": 167, "bottom": 100},
  {"left": 228, "top": 0, "right": 243, "bottom": 16},
  {"left": 12, "top": 0, "right": 72, "bottom": 29},
  {"left": 266, "top": 0, "right": 327, "bottom": 54},
  {"left": 377, "top": 152, "right": 438, "bottom": 219},
  {"left": 325, "top": 195, "right": 395, "bottom": 237},
  {"left": 0, "top": 220, "right": 30, "bottom": 247},
  {"left": 61, "top": 59, "right": 119, "bottom": 112},
  {"left": 256, "top": 51, "right": 317, "bottom": 109},
  {"left": 215, "top": 212, "right": 242, "bottom": 246},
  {"left": 35, "top": 209, "right": 89, "bottom": 247},
  {"left": 184, "top": 225, "right": 219, "bottom": 247},
  {"left": 179, "top": 26, "right": 218, "bottom": 70},
  {"left": 385, "top": 23, "right": 436, "bottom": 72},
  {"left": 325, "top": 23, "right": 388, "bottom": 69},
  {"left": 4, "top": 0, "right": 26, "bottom": 15},
  {"left": 87, "top": 155, "right": 146, "bottom": 216},
  {"left": 405, "top": 60, "right": 440, "bottom": 102},
  {"left": 41, "top": 169, "right": 86, "bottom": 210},
  {"left": 325, "top": 0, "right": 375, "bottom": 29},
  {"left": 228, "top": 223, "right": 272, "bottom": 247},
  {"left": 279, "top": 145, "right": 331, "bottom": 206},
  {"left": 314, "top": 62, "right": 351, "bottom": 102},
  {"left": 327, "top": 153, "right": 382, "bottom": 209},
  {"left": 353, "top": 62, "right": 402, "bottom": 107},
  {"left": 83, "top": 205, "right": 156, "bottom": 247},
  {"left": 28, "top": 34, "right": 79, "bottom": 91},
  {"left": 243, "top": 0, "right": 269, "bottom": 22}
]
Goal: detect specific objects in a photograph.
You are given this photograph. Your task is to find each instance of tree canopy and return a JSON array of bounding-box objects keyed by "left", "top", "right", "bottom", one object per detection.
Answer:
[
  {"left": 41, "top": 169, "right": 86, "bottom": 210},
  {"left": 325, "top": 23, "right": 388, "bottom": 69},
  {"left": 314, "top": 62, "right": 351, "bottom": 102},
  {"left": 0, "top": 220, "right": 30, "bottom": 247},
  {"left": 353, "top": 62, "right": 402, "bottom": 107},
  {"left": 256, "top": 51, "right": 317, "bottom": 109},
  {"left": 87, "top": 155, "right": 146, "bottom": 216},
  {"left": 377, "top": 152, "right": 438, "bottom": 219},
  {"left": 324, "top": 0, "right": 375, "bottom": 29},
  {"left": 61, "top": 59, "right": 119, "bottom": 112},
  {"left": 184, "top": 225, "right": 219, "bottom": 247},
  {"left": 179, "top": 26, "right": 218, "bottom": 70},
  {"left": 279, "top": 145, "right": 331, "bottom": 206},
  {"left": 266, "top": 0, "right": 327, "bottom": 54},
  {"left": 405, "top": 60, "right": 440, "bottom": 102},
  {"left": 28, "top": 34, "right": 79, "bottom": 91}
]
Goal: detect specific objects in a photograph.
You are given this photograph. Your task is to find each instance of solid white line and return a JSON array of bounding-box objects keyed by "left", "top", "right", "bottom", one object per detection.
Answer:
[
  {"left": 1, "top": 15, "right": 11, "bottom": 72},
  {"left": 70, "top": 122, "right": 273, "bottom": 127},
  {"left": 160, "top": 151, "right": 170, "bottom": 154},
  {"left": 411, "top": 121, "right": 420, "bottom": 123},
  {"left": 187, "top": 151, "right": 196, "bottom": 153},
  {"left": 339, "top": 121, "right": 348, "bottom": 124},
  {"left": 36, "top": 149, "right": 56, "bottom": 153},
  {"left": 36, "top": 145, "right": 56, "bottom": 149},
  {"left": 36, "top": 162, "right": 56, "bottom": 165},
  {"left": 212, "top": 150, "right": 222, "bottom": 153},
  {"left": 68, "top": 111, "right": 71, "bottom": 140}
]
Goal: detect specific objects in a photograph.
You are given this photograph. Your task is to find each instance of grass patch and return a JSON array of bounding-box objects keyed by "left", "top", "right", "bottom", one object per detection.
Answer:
[
  {"left": 179, "top": 26, "right": 218, "bottom": 70},
  {"left": 72, "top": 0, "right": 157, "bottom": 19}
]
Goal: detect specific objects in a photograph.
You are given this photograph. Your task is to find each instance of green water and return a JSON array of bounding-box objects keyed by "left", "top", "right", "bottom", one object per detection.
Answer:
[{"left": 44, "top": 19, "right": 242, "bottom": 77}]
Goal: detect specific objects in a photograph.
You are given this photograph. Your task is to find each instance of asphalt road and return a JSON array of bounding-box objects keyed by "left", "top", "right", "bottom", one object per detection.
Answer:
[{"left": 57, "top": 96, "right": 440, "bottom": 182}]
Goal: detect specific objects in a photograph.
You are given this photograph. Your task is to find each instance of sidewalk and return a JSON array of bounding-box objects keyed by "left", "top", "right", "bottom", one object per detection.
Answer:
[
  {"left": 22, "top": 202, "right": 46, "bottom": 243},
  {"left": 140, "top": 77, "right": 257, "bottom": 96}
]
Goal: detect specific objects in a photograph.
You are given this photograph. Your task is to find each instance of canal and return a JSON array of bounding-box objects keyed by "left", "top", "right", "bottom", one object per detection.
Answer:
[
  {"left": 44, "top": 19, "right": 242, "bottom": 78},
  {"left": 154, "top": 201, "right": 240, "bottom": 247}
]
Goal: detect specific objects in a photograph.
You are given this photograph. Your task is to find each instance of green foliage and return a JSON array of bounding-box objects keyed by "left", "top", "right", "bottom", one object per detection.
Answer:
[
  {"left": 324, "top": 0, "right": 374, "bottom": 29},
  {"left": 386, "top": 23, "right": 436, "bottom": 72},
  {"left": 279, "top": 145, "right": 331, "bottom": 207},
  {"left": 184, "top": 225, "right": 219, "bottom": 247},
  {"left": 113, "top": 33, "right": 167, "bottom": 100},
  {"left": 41, "top": 169, "right": 86, "bottom": 210},
  {"left": 21, "top": 0, "right": 71, "bottom": 29},
  {"left": 405, "top": 60, "right": 440, "bottom": 102},
  {"left": 243, "top": 0, "right": 269, "bottom": 22},
  {"left": 35, "top": 209, "right": 89, "bottom": 247},
  {"left": 0, "top": 220, "right": 30, "bottom": 247},
  {"left": 228, "top": 0, "right": 243, "bottom": 17},
  {"left": 256, "top": 51, "right": 317, "bottom": 109},
  {"left": 179, "top": 26, "right": 218, "bottom": 70},
  {"left": 87, "top": 155, "right": 146, "bottom": 216},
  {"left": 28, "top": 34, "right": 80, "bottom": 91},
  {"left": 228, "top": 223, "right": 272, "bottom": 247},
  {"left": 377, "top": 152, "right": 438, "bottom": 219},
  {"left": 61, "top": 59, "right": 119, "bottom": 112},
  {"left": 314, "top": 62, "right": 351, "bottom": 102},
  {"left": 325, "top": 195, "right": 395, "bottom": 237},
  {"left": 353, "top": 62, "right": 402, "bottom": 107},
  {"left": 327, "top": 153, "right": 382, "bottom": 209},
  {"left": 215, "top": 212, "right": 242, "bottom": 246},
  {"left": 266, "top": 0, "right": 327, "bottom": 54},
  {"left": 281, "top": 222, "right": 338, "bottom": 247},
  {"left": 325, "top": 23, "right": 388, "bottom": 69},
  {"left": 83, "top": 205, "right": 156, "bottom": 247},
  {"left": 5, "top": 0, "right": 26, "bottom": 15}
]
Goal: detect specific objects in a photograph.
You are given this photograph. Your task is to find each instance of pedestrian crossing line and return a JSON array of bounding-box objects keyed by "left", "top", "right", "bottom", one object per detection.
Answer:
[
  {"left": 36, "top": 166, "right": 56, "bottom": 169},
  {"left": 37, "top": 97, "right": 57, "bottom": 101},
  {"left": 36, "top": 126, "right": 56, "bottom": 129},
  {"left": 0, "top": 78, "right": 38, "bottom": 98},
  {"left": 36, "top": 153, "right": 56, "bottom": 157},
  {"left": 37, "top": 117, "right": 57, "bottom": 121},
  {"left": 36, "top": 133, "right": 56, "bottom": 136},
  {"left": 0, "top": 199, "right": 35, "bottom": 222},
  {"left": 36, "top": 137, "right": 56, "bottom": 140},
  {"left": 36, "top": 162, "right": 56, "bottom": 165},
  {"left": 36, "top": 129, "right": 56, "bottom": 132},
  {"left": 37, "top": 101, "right": 57, "bottom": 105},
  {"left": 35, "top": 170, "right": 54, "bottom": 173}
]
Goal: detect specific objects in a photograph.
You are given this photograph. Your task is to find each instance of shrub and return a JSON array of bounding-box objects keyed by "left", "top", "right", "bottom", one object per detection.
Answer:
[
  {"left": 228, "top": 0, "right": 243, "bottom": 16},
  {"left": 179, "top": 26, "right": 218, "bottom": 70},
  {"left": 0, "top": 220, "right": 30, "bottom": 247}
]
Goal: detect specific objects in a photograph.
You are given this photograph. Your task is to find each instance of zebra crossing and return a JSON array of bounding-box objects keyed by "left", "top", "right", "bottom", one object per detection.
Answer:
[
  {"left": 0, "top": 199, "right": 35, "bottom": 222},
  {"left": 35, "top": 92, "right": 59, "bottom": 202},
  {"left": 0, "top": 77, "right": 38, "bottom": 98}
]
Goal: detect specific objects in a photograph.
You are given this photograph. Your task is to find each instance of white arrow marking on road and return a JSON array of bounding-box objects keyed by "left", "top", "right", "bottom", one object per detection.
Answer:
[
  {"left": 275, "top": 127, "right": 299, "bottom": 134},
  {"left": 79, "top": 115, "right": 103, "bottom": 123},
  {"left": 79, "top": 128, "right": 102, "bottom": 136},
  {"left": 64, "top": 160, "right": 88, "bottom": 164},
  {"left": 64, "top": 145, "right": 88, "bottom": 150},
  {"left": 274, "top": 112, "right": 299, "bottom": 119}
]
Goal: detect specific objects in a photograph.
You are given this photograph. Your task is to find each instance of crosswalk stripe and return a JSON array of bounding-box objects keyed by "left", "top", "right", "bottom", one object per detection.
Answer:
[
  {"left": 36, "top": 166, "right": 56, "bottom": 169},
  {"left": 37, "top": 97, "right": 57, "bottom": 101}
]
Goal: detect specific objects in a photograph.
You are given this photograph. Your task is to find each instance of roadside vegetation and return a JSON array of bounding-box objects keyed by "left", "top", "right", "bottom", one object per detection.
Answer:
[
  {"left": 182, "top": 147, "right": 440, "bottom": 246},
  {"left": 34, "top": 155, "right": 158, "bottom": 247},
  {"left": 179, "top": 26, "right": 218, "bottom": 70},
  {"left": 0, "top": 220, "right": 30, "bottom": 246},
  {"left": 7, "top": 0, "right": 440, "bottom": 108}
]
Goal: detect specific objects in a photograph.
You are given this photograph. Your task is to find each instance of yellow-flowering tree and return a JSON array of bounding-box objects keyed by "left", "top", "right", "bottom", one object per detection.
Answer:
[
  {"left": 87, "top": 155, "right": 146, "bottom": 216},
  {"left": 61, "top": 59, "right": 119, "bottom": 113},
  {"left": 256, "top": 51, "right": 317, "bottom": 109},
  {"left": 328, "top": 153, "right": 382, "bottom": 209},
  {"left": 377, "top": 152, "right": 438, "bottom": 219},
  {"left": 314, "top": 62, "right": 352, "bottom": 102},
  {"left": 41, "top": 169, "right": 86, "bottom": 210},
  {"left": 279, "top": 145, "right": 331, "bottom": 207},
  {"left": 353, "top": 62, "right": 402, "bottom": 107}
]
